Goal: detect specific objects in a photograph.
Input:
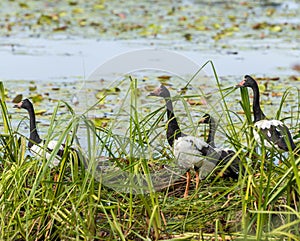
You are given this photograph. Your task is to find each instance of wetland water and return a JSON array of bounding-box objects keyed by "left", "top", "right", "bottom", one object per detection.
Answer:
[
  {"left": 1, "top": 36, "right": 299, "bottom": 120},
  {"left": 1, "top": 0, "right": 300, "bottom": 155},
  {"left": 1, "top": 36, "right": 299, "bottom": 81}
]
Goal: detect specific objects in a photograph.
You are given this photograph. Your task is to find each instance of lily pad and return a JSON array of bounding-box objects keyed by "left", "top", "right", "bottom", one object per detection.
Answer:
[
  {"left": 31, "top": 94, "right": 43, "bottom": 103},
  {"left": 92, "top": 117, "right": 111, "bottom": 128},
  {"left": 29, "top": 85, "right": 37, "bottom": 91},
  {"left": 12, "top": 94, "right": 23, "bottom": 103},
  {"left": 34, "top": 109, "right": 47, "bottom": 115}
]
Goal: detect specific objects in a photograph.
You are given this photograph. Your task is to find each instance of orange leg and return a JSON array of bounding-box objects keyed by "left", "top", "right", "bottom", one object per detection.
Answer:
[
  {"left": 184, "top": 171, "right": 191, "bottom": 198},
  {"left": 195, "top": 171, "right": 200, "bottom": 190},
  {"left": 53, "top": 171, "right": 59, "bottom": 192}
]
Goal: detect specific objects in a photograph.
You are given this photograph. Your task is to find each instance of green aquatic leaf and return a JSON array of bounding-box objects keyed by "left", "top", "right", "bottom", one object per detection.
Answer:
[
  {"left": 30, "top": 94, "right": 43, "bottom": 103},
  {"left": 93, "top": 4, "right": 105, "bottom": 10},
  {"left": 194, "top": 25, "right": 209, "bottom": 31},
  {"left": 212, "top": 23, "right": 221, "bottom": 30},
  {"left": 78, "top": 19, "right": 87, "bottom": 26},
  {"left": 29, "top": 85, "right": 37, "bottom": 91},
  {"left": 72, "top": 7, "right": 84, "bottom": 14},
  {"left": 59, "top": 11, "right": 67, "bottom": 17},
  {"left": 92, "top": 117, "right": 110, "bottom": 128},
  {"left": 68, "top": 0, "right": 78, "bottom": 6},
  {"left": 266, "top": 8, "right": 276, "bottom": 17},
  {"left": 12, "top": 94, "right": 23, "bottom": 103},
  {"left": 34, "top": 109, "right": 47, "bottom": 115},
  {"left": 95, "top": 92, "right": 106, "bottom": 102},
  {"left": 270, "top": 25, "right": 282, "bottom": 32},
  {"left": 183, "top": 33, "right": 192, "bottom": 41},
  {"left": 19, "top": 2, "right": 29, "bottom": 8},
  {"left": 37, "top": 14, "right": 53, "bottom": 25},
  {"left": 95, "top": 88, "right": 121, "bottom": 104},
  {"left": 228, "top": 15, "right": 236, "bottom": 22}
]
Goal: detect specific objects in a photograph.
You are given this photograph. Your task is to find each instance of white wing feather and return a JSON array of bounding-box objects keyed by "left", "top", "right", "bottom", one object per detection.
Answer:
[
  {"left": 174, "top": 136, "right": 219, "bottom": 178},
  {"left": 30, "top": 141, "right": 63, "bottom": 167},
  {"left": 254, "top": 119, "right": 285, "bottom": 149}
]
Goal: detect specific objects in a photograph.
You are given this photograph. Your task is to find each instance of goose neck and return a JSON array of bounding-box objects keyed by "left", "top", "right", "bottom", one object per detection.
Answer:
[
  {"left": 251, "top": 83, "right": 266, "bottom": 122},
  {"left": 208, "top": 118, "right": 217, "bottom": 147},
  {"left": 165, "top": 99, "right": 182, "bottom": 147},
  {"left": 26, "top": 105, "right": 42, "bottom": 145}
]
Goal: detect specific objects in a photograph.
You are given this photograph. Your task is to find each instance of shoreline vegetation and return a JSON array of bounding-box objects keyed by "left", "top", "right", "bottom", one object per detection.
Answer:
[
  {"left": 1, "top": 70, "right": 299, "bottom": 240},
  {"left": 1, "top": 0, "right": 300, "bottom": 239}
]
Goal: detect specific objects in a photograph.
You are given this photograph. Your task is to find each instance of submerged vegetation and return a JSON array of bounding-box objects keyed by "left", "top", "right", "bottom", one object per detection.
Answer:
[{"left": 1, "top": 63, "right": 300, "bottom": 240}]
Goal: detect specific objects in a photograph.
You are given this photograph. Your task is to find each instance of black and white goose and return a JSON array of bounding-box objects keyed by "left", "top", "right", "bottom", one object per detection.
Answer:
[
  {"left": 236, "top": 75, "right": 296, "bottom": 151},
  {"left": 150, "top": 85, "right": 219, "bottom": 198},
  {"left": 15, "top": 99, "right": 84, "bottom": 167},
  {"left": 199, "top": 113, "right": 240, "bottom": 178}
]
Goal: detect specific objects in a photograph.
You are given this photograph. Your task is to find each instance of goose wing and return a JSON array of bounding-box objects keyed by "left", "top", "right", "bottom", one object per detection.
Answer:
[
  {"left": 30, "top": 140, "right": 65, "bottom": 167},
  {"left": 218, "top": 149, "right": 240, "bottom": 178},
  {"left": 254, "top": 120, "right": 295, "bottom": 151},
  {"left": 174, "top": 136, "right": 219, "bottom": 171}
]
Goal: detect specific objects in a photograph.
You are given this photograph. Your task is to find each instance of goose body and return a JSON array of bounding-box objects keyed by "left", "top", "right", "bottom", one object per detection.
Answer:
[
  {"left": 15, "top": 99, "right": 83, "bottom": 167},
  {"left": 236, "top": 75, "right": 296, "bottom": 152},
  {"left": 29, "top": 140, "right": 64, "bottom": 167},
  {"left": 174, "top": 135, "right": 218, "bottom": 179},
  {"left": 199, "top": 113, "right": 240, "bottom": 178},
  {"left": 150, "top": 85, "right": 219, "bottom": 197},
  {"left": 253, "top": 119, "right": 294, "bottom": 150}
]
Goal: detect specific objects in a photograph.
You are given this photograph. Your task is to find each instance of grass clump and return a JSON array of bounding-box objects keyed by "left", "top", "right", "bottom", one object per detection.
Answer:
[{"left": 0, "top": 65, "right": 300, "bottom": 241}]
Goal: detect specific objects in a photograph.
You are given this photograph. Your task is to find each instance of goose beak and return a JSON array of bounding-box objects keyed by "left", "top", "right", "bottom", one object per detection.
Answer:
[
  {"left": 148, "top": 87, "right": 161, "bottom": 96},
  {"left": 235, "top": 79, "right": 245, "bottom": 88},
  {"left": 13, "top": 101, "right": 23, "bottom": 108},
  {"left": 198, "top": 116, "right": 207, "bottom": 124}
]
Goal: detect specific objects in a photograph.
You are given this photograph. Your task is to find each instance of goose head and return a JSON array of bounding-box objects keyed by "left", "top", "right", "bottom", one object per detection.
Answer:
[
  {"left": 198, "top": 113, "right": 212, "bottom": 124},
  {"left": 14, "top": 98, "right": 33, "bottom": 110},
  {"left": 149, "top": 85, "right": 171, "bottom": 98},
  {"left": 236, "top": 75, "right": 257, "bottom": 88}
]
